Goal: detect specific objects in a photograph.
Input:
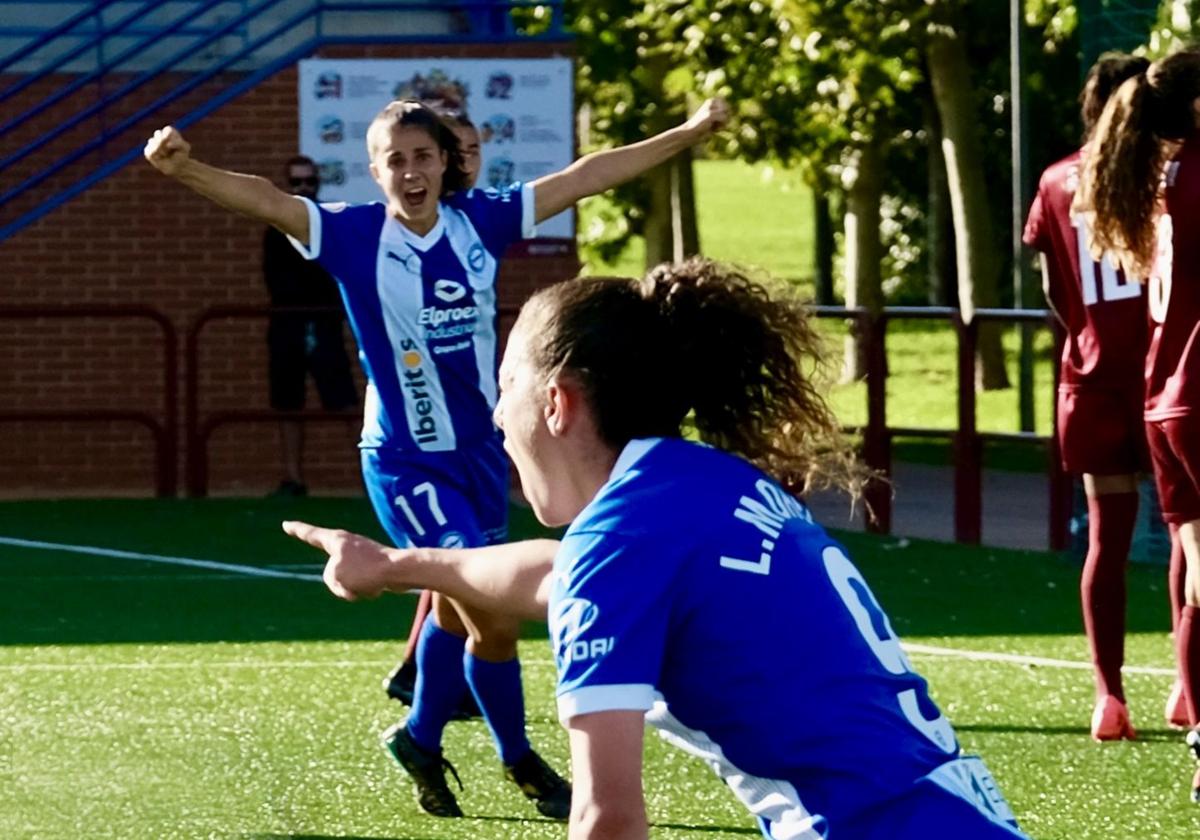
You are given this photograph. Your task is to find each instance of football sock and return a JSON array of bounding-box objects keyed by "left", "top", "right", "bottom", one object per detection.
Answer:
[
  {"left": 1170, "top": 525, "right": 1186, "bottom": 637},
  {"left": 465, "top": 653, "right": 530, "bottom": 766},
  {"left": 1081, "top": 492, "right": 1137, "bottom": 701},
  {"left": 406, "top": 619, "right": 470, "bottom": 754},
  {"left": 1180, "top": 606, "right": 1200, "bottom": 727}
]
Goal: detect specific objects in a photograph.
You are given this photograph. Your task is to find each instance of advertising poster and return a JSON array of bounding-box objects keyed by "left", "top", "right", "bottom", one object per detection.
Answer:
[{"left": 298, "top": 57, "right": 574, "bottom": 238}]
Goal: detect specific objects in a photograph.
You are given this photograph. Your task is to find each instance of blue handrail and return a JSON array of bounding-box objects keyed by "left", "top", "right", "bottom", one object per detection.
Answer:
[
  {"left": 0, "top": 1, "right": 569, "bottom": 241},
  {"left": 0, "top": 1, "right": 165, "bottom": 107},
  {"left": 0, "top": 0, "right": 241, "bottom": 144},
  {"left": 0, "top": 0, "right": 125, "bottom": 75},
  {"left": 0, "top": 0, "right": 308, "bottom": 208}
]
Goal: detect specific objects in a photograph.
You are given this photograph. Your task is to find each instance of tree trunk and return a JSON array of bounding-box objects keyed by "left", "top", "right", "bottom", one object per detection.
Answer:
[
  {"left": 814, "top": 192, "right": 835, "bottom": 305},
  {"left": 925, "top": 95, "right": 956, "bottom": 307},
  {"left": 926, "top": 16, "right": 1010, "bottom": 390},
  {"left": 841, "top": 142, "right": 884, "bottom": 383},
  {"left": 645, "top": 152, "right": 700, "bottom": 268}
]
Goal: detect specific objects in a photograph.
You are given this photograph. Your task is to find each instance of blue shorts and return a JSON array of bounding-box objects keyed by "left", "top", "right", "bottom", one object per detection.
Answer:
[{"left": 361, "top": 435, "right": 509, "bottom": 550}]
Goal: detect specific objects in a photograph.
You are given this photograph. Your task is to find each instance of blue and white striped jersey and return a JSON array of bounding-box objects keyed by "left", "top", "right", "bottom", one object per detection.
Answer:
[
  {"left": 289, "top": 184, "right": 535, "bottom": 452},
  {"left": 550, "top": 437, "right": 1017, "bottom": 838}
]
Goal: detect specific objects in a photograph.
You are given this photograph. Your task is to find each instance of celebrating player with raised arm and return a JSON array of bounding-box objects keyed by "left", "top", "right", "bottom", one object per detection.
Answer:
[
  {"left": 286, "top": 259, "right": 1030, "bottom": 840},
  {"left": 144, "top": 96, "right": 729, "bottom": 821},
  {"left": 1077, "top": 47, "right": 1200, "bottom": 802}
]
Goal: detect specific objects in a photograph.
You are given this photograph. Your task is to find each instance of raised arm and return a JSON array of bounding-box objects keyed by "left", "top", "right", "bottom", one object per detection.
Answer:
[
  {"left": 531, "top": 98, "right": 730, "bottom": 223},
  {"left": 144, "top": 126, "right": 310, "bottom": 244},
  {"left": 283, "top": 520, "right": 559, "bottom": 620}
]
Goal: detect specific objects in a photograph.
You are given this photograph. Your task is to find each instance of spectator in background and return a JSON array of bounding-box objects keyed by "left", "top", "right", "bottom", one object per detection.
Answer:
[{"left": 263, "top": 156, "right": 357, "bottom": 496}]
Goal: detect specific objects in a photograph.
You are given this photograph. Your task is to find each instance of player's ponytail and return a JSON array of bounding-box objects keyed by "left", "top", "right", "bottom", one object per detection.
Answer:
[
  {"left": 1078, "top": 49, "right": 1200, "bottom": 277},
  {"left": 518, "top": 259, "right": 866, "bottom": 496}
]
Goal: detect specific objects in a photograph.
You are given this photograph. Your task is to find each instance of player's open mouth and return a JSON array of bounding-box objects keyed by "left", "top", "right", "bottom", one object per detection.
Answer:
[{"left": 403, "top": 187, "right": 428, "bottom": 207}]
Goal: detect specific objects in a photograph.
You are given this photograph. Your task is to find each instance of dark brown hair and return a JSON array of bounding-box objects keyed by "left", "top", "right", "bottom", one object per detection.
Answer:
[
  {"left": 1077, "top": 49, "right": 1200, "bottom": 276},
  {"left": 283, "top": 154, "right": 316, "bottom": 174},
  {"left": 1080, "top": 52, "right": 1151, "bottom": 139},
  {"left": 366, "top": 99, "right": 471, "bottom": 196},
  {"left": 515, "top": 258, "right": 867, "bottom": 497}
]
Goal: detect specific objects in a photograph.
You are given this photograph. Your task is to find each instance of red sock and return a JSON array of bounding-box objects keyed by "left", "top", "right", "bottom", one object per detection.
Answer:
[
  {"left": 1169, "top": 525, "right": 1185, "bottom": 637},
  {"left": 1081, "top": 492, "right": 1137, "bottom": 701},
  {"left": 402, "top": 589, "right": 434, "bottom": 662},
  {"left": 1178, "top": 606, "right": 1200, "bottom": 726}
]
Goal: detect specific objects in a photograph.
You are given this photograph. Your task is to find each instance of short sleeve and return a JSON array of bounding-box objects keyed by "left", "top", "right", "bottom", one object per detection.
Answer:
[
  {"left": 549, "top": 529, "right": 674, "bottom": 722},
  {"left": 1023, "top": 183, "right": 1050, "bottom": 252},
  {"left": 445, "top": 183, "right": 536, "bottom": 259},
  {"left": 287, "top": 198, "right": 385, "bottom": 288}
]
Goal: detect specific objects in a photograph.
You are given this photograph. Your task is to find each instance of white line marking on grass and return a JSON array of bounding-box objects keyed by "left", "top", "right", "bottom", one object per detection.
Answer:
[
  {"left": 0, "top": 658, "right": 560, "bottom": 672},
  {"left": 0, "top": 536, "right": 322, "bottom": 582},
  {"left": 904, "top": 643, "right": 1176, "bottom": 677}
]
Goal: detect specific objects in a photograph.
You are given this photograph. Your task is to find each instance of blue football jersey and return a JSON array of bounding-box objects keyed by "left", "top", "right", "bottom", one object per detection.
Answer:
[
  {"left": 550, "top": 438, "right": 985, "bottom": 837},
  {"left": 289, "top": 185, "right": 535, "bottom": 452}
]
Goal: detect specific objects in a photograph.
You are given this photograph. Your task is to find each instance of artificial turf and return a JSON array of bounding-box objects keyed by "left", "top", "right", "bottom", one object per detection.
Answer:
[{"left": 1, "top": 497, "right": 1195, "bottom": 839}]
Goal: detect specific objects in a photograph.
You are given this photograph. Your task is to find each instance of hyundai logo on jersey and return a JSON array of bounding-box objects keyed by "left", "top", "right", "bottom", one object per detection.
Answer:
[
  {"left": 551, "top": 597, "right": 608, "bottom": 666},
  {"left": 433, "top": 278, "right": 468, "bottom": 303}
]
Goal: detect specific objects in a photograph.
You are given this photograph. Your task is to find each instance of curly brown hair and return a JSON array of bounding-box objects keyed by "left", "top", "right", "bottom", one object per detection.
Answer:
[
  {"left": 515, "top": 258, "right": 869, "bottom": 498},
  {"left": 1076, "top": 50, "right": 1200, "bottom": 277}
]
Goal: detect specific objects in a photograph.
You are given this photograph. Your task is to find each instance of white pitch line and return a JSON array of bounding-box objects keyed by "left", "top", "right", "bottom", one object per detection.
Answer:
[
  {"left": 904, "top": 643, "right": 1176, "bottom": 677},
  {"left": 0, "top": 536, "right": 322, "bottom": 582},
  {"left": 0, "top": 658, "right": 559, "bottom": 672}
]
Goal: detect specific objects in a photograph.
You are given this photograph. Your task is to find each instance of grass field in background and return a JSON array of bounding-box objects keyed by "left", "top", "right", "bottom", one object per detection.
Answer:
[
  {"left": 579, "top": 161, "right": 1057, "bottom": 451},
  {"left": 2, "top": 498, "right": 1196, "bottom": 839}
]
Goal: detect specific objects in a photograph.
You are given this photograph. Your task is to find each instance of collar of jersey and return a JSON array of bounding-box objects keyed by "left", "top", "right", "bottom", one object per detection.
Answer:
[
  {"left": 608, "top": 437, "right": 662, "bottom": 483},
  {"left": 387, "top": 204, "right": 446, "bottom": 251}
]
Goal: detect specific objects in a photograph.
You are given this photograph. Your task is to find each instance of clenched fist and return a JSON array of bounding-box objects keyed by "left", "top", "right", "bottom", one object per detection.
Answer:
[
  {"left": 143, "top": 126, "right": 192, "bottom": 177},
  {"left": 684, "top": 98, "right": 731, "bottom": 138}
]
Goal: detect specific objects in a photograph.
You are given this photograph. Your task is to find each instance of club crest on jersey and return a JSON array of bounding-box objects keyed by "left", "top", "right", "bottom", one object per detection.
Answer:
[
  {"left": 438, "top": 531, "right": 466, "bottom": 549},
  {"left": 433, "top": 278, "right": 468, "bottom": 303},
  {"left": 467, "top": 242, "right": 486, "bottom": 273}
]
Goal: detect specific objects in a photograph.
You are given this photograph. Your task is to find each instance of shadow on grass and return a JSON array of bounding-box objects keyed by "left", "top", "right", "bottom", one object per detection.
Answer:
[{"left": 955, "top": 723, "right": 1185, "bottom": 742}]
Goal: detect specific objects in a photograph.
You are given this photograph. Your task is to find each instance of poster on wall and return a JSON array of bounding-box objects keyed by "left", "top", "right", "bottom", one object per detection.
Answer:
[{"left": 298, "top": 57, "right": 574, "bottom": 238}]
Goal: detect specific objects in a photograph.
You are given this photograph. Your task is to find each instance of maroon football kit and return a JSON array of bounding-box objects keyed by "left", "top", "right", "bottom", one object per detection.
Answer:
[
  {"left": 1024, "top": 150, "right": 1148, "bottom": 476},
  {"left": 1147, "top": 140, "right": 1200, "bottom": 524}
]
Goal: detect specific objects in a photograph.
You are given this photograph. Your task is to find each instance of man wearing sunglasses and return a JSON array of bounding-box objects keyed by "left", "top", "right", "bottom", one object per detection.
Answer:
[{"left": 263, "top": 155, "right": 358, "bottom": 496}]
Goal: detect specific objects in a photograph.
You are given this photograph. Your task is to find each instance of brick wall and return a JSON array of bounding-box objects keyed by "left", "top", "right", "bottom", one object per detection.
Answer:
[{"left": 0, "top": 42, "right": 580, "bottom": 498}]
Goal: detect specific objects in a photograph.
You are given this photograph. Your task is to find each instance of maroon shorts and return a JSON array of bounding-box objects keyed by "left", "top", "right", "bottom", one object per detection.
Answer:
[
  {"left": 1056, "top": 386, "right": 1147, "bottom": 476},
  {"left": 1146, "top": 417, "right": 1200, "bottom": 525}
]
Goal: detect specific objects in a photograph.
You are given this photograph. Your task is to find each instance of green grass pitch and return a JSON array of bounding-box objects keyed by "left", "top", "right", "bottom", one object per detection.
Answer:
[{"left": 1, "top": 497, "right": 1196, "bottom": 839}]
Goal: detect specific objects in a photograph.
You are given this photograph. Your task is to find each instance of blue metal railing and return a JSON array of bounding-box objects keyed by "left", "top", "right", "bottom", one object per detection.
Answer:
[
  {"left": 0, "top": 0, "right": 126, "bottom": 76},
  {"left": 0, "top": 1, "right": 567, "bottom": 242}
]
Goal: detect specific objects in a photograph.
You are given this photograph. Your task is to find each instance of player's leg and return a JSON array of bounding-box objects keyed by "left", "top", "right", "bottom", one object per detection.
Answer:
[
  {"left": 1061, "top": 388, "right": 1139, "bottom": 739},
  {"left": 1168, "top": 524, "right": 1190, "bottom": 727},
  {"left": 842, "top": 776, "right": 1030, "bottom": 840},
  {"left": 448, "top": 437, "right": 571, "bottom": 818},
  {"left": 1081, "top": 471, "right": 1138, "bottom": 739},
  {"left": 1153, "top": 418, "right": 1200, "bottom": 801},
  {"left": 361, "top": 450, "right": 476, "bottom": 817},
  {"left": 382, "top": 589, "right": 431, "bottom": 704}
]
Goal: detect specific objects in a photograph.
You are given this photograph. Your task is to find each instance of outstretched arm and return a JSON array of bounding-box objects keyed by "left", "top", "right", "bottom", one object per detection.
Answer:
[
  {"left": 283, "top": 520, "right": 559, "bottom": 621},
  {"left": 531, "top": 98, "right": 729, "bottom": 223},
  {"left": 144, "top": 126, "right": 310, "bottom": 244}
]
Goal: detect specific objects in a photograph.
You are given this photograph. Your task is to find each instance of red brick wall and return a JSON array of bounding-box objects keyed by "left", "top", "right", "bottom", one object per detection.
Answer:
[{"left": 0, "top": 42, "right": 579, "bottom": 498}]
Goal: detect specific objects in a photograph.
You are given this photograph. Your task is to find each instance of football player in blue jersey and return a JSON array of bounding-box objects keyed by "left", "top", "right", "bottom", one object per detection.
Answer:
[
  {"left": 144, "top": 97, "right": 729, "bottom": 821},
  {"left": 284, "top": 259, "right": 1031, "bottom": 840}
]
